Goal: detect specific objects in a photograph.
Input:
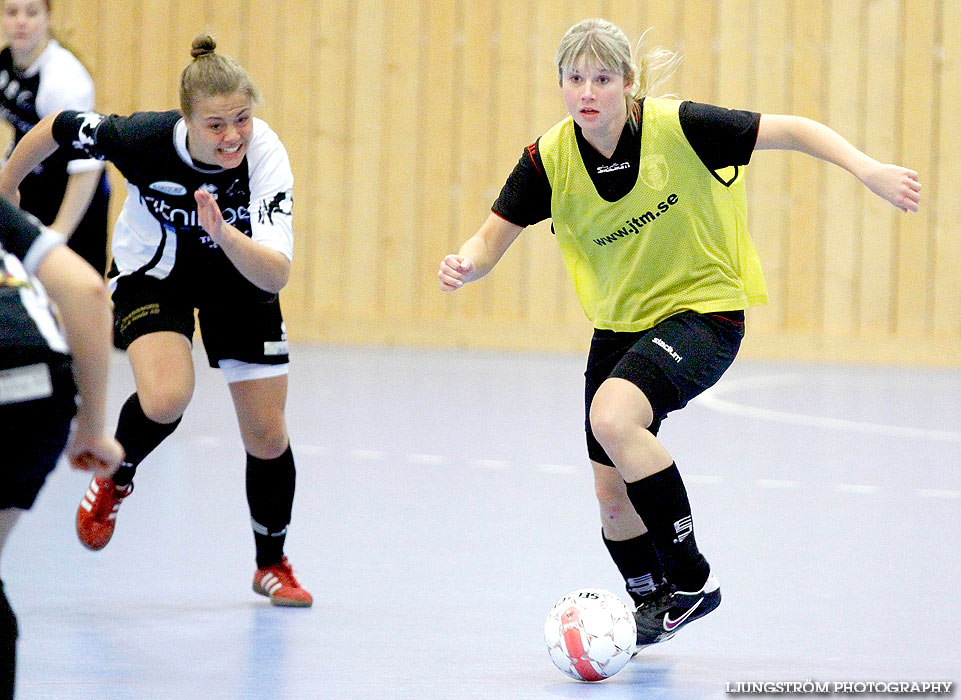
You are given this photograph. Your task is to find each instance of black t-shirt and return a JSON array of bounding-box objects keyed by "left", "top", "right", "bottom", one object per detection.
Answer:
[{"left": 492, "top": 99, "right": 761, "bottom": 227}]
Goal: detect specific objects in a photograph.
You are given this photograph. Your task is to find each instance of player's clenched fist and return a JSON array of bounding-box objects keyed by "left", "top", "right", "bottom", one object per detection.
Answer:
[{"left": 438, "top": 254, "right": 475, "bottom": 291}]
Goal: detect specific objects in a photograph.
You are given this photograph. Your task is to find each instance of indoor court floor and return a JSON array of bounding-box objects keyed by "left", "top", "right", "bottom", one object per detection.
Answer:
[{"left": 5, "top": 342, "right": 960, "bottom": 699}]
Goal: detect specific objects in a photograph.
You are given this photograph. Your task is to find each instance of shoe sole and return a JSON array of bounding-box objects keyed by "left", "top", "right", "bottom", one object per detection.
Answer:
[
  {"left": 77, "top": 539, "right": 110, "bottom": 552},
  {"left": 75, "top": 514, "right": 112, "bottom": 551},
  {"left": 270, "top": 597, "right": 313, "bottom": 608},
  {"left": 252, "top": 583, "right": 313, "bottom": 608}
]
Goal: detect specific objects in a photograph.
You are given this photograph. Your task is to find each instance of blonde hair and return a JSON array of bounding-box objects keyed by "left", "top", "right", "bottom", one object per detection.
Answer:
[
  {"left": 555, "top": 18, "right": 682, "bottom": 125},
  {"left": 179, "top": 34, "right": 260, "bottom": 118}
]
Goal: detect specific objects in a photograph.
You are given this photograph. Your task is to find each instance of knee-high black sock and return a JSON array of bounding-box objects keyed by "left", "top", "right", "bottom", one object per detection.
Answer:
[
  {"left": 0, "top": 580, "right": 17, "bottom": 699},
  {"left": 603, "top": 530, "right": 665, "bottom": 606},
  {"left": 623, "top": 463, "right": 710, "bottom": 591},
  {"left": 246, "top": 446, "right": 296, "bottom": 569},
  {"left": 112, "top": 394, "right": 182, "bottom": 486}
]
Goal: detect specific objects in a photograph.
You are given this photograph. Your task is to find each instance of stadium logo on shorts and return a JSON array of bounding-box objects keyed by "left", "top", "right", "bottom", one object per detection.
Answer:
[
  {"left": 149, "top": 180, "right": 188, "bottom": 196},
  {"left": 652, "top": 337, "right": 682, "bottom": 363}
]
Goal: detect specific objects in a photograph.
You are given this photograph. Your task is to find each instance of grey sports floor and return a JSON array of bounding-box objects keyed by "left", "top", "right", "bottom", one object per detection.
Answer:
[{"left": 6, "top": 343, "right": 960, "bottom": 699}]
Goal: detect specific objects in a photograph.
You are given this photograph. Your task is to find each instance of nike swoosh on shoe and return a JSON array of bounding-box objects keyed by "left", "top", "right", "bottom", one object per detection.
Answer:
[{"left": 663, "top": 597, "right": 703, "bottom": 631}]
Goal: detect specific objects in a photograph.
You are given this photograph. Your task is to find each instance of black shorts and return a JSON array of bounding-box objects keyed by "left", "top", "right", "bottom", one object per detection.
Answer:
[
  {"left": 112, "top": 274, "right": 289, "bottom": 368},
  {"left": 584, "top": 310, "right": 745, "bottom": 467},
  {"left": 0, "top": 359, "right": 76, "bottom": 509}
]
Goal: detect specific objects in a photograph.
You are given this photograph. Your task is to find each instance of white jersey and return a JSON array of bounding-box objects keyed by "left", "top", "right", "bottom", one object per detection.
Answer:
[{"left": 0, "top": 39, "right": 101, "bottom": 175}]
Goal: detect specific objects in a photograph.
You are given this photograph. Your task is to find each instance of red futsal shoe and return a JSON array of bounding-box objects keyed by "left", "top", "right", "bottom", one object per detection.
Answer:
[
  {"left": 76, "top": 477, "right": 134, "bottom": 551},
  {"left": 252, "top": 557, "right": 313, "bottom": 607}
]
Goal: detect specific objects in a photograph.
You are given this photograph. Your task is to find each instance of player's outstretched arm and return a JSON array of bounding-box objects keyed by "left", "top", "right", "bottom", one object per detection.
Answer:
[
  {"left": 438, "top": 213, "right": 524, "bottom": 291},
  {"left": 0, "top": 113, "right": 63, "bottom": 203},
  {"left": 755, "top": 114, "right": 921, "bottom": 213},
  {"left": 51, "top": 167, "right": 107, "bottom": 237},
  {"left": 35, "top": 245, "right": 123, "bottom": 476}
]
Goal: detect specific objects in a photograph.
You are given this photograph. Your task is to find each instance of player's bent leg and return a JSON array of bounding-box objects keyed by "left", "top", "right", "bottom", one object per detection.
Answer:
[
  {"left": 128, "top": 332, "right": 195, "bottom": 424},
  {"left": 77, "top": 332, "right": 193, "bottom": 551},
  {"left": 590, "top": 381, "right": 718, "bottom": 648},
  {"left": 589, "top": 378, "right": 674, "bottom": 482}
]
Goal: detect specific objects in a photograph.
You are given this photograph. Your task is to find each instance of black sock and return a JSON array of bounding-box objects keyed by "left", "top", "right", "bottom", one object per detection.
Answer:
[
  {"left": 623, "top": 464, "right": 710, "bottom": 591},
  {"left": 112, "top": 394, "right": 181, "bottom": 486},
  {"left": 0, "top": 580, "right": 17, "bottom": 699},
  {"left": 602, "top": 530, "right": 664, "bottom": 606},
  {"left": 246, "top": 446, "right": 296, "bottom": 569}
]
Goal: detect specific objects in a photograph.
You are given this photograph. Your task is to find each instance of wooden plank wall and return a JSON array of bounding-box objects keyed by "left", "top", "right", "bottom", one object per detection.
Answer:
[{"left": 28, "top": 0, "right": 961, "bottom": 365}]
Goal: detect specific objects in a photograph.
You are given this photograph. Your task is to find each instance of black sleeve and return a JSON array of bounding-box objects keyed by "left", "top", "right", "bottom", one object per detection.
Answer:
[
  {"left": 51, "top": 110, "right": 110, "bottom": 160},
  {"left": 51, "top": 110, "right": 175, "bottom": 174},
  {"left": 491, "top": 140, "right": 552, "bottom": 227},
  {"left": 679, "top": 101, "right": 761, "bottom": 171},
  {"left": 0, "top": 197, "right": 44, "bottom": 260}
]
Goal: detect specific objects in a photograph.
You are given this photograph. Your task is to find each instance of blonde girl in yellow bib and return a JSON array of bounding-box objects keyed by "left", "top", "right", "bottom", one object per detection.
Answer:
[{"left": 438, "top": 17, "right": 920, "bottom": 648}]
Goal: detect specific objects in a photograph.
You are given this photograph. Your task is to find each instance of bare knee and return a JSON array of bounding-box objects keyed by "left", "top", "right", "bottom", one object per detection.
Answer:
[
  {"left": 247, "top": 434, "right": 288, "bottom": 460},
  {"left": 128, "top": 334, "right": 194, "bottom": 424},
  {"left": 590, "top": 398, "right": 646, "bottom": 457},
  {"left": 241, "top": 418, "right": 289, "bottom": 459},
  {"left": 138, "top": 385, "right": 192, "bottom": 424},
  {"left": 590, "top": 403, "right": 631, "bottom": 454},
  {"left": 589, "top": 378, "right": 654, "bottom": 455}
]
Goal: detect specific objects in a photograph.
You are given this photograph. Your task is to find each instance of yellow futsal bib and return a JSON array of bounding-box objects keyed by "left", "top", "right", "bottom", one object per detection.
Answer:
[{"left": 538, "top": 97, "right": 768, "bottom": 331}]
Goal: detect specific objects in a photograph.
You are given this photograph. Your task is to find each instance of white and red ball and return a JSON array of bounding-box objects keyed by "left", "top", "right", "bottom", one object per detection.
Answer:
[{"left": 544, "top": 588, "right": 636, "bottom": 681}]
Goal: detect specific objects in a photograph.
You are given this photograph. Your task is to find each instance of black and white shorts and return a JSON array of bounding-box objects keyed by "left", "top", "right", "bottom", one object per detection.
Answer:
[
  {"left": 584, "top": 310, "right": 745, "bottom": 467},
  {"left": 112, "top": 274, "right": 289, "bottom": 383},
  {"left": 0, "top": 358, "right": 76, "bottom": 509}
]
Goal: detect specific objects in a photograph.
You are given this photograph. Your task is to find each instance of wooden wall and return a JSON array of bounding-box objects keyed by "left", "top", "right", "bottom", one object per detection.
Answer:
[{"left": 34, "top": 0, "right": 961, "bottom": 365}]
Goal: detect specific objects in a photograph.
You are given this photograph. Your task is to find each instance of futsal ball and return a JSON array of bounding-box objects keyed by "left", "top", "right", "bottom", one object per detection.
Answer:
[{"left": 544, "top": 588, "right": 636, "bottom": 682}]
